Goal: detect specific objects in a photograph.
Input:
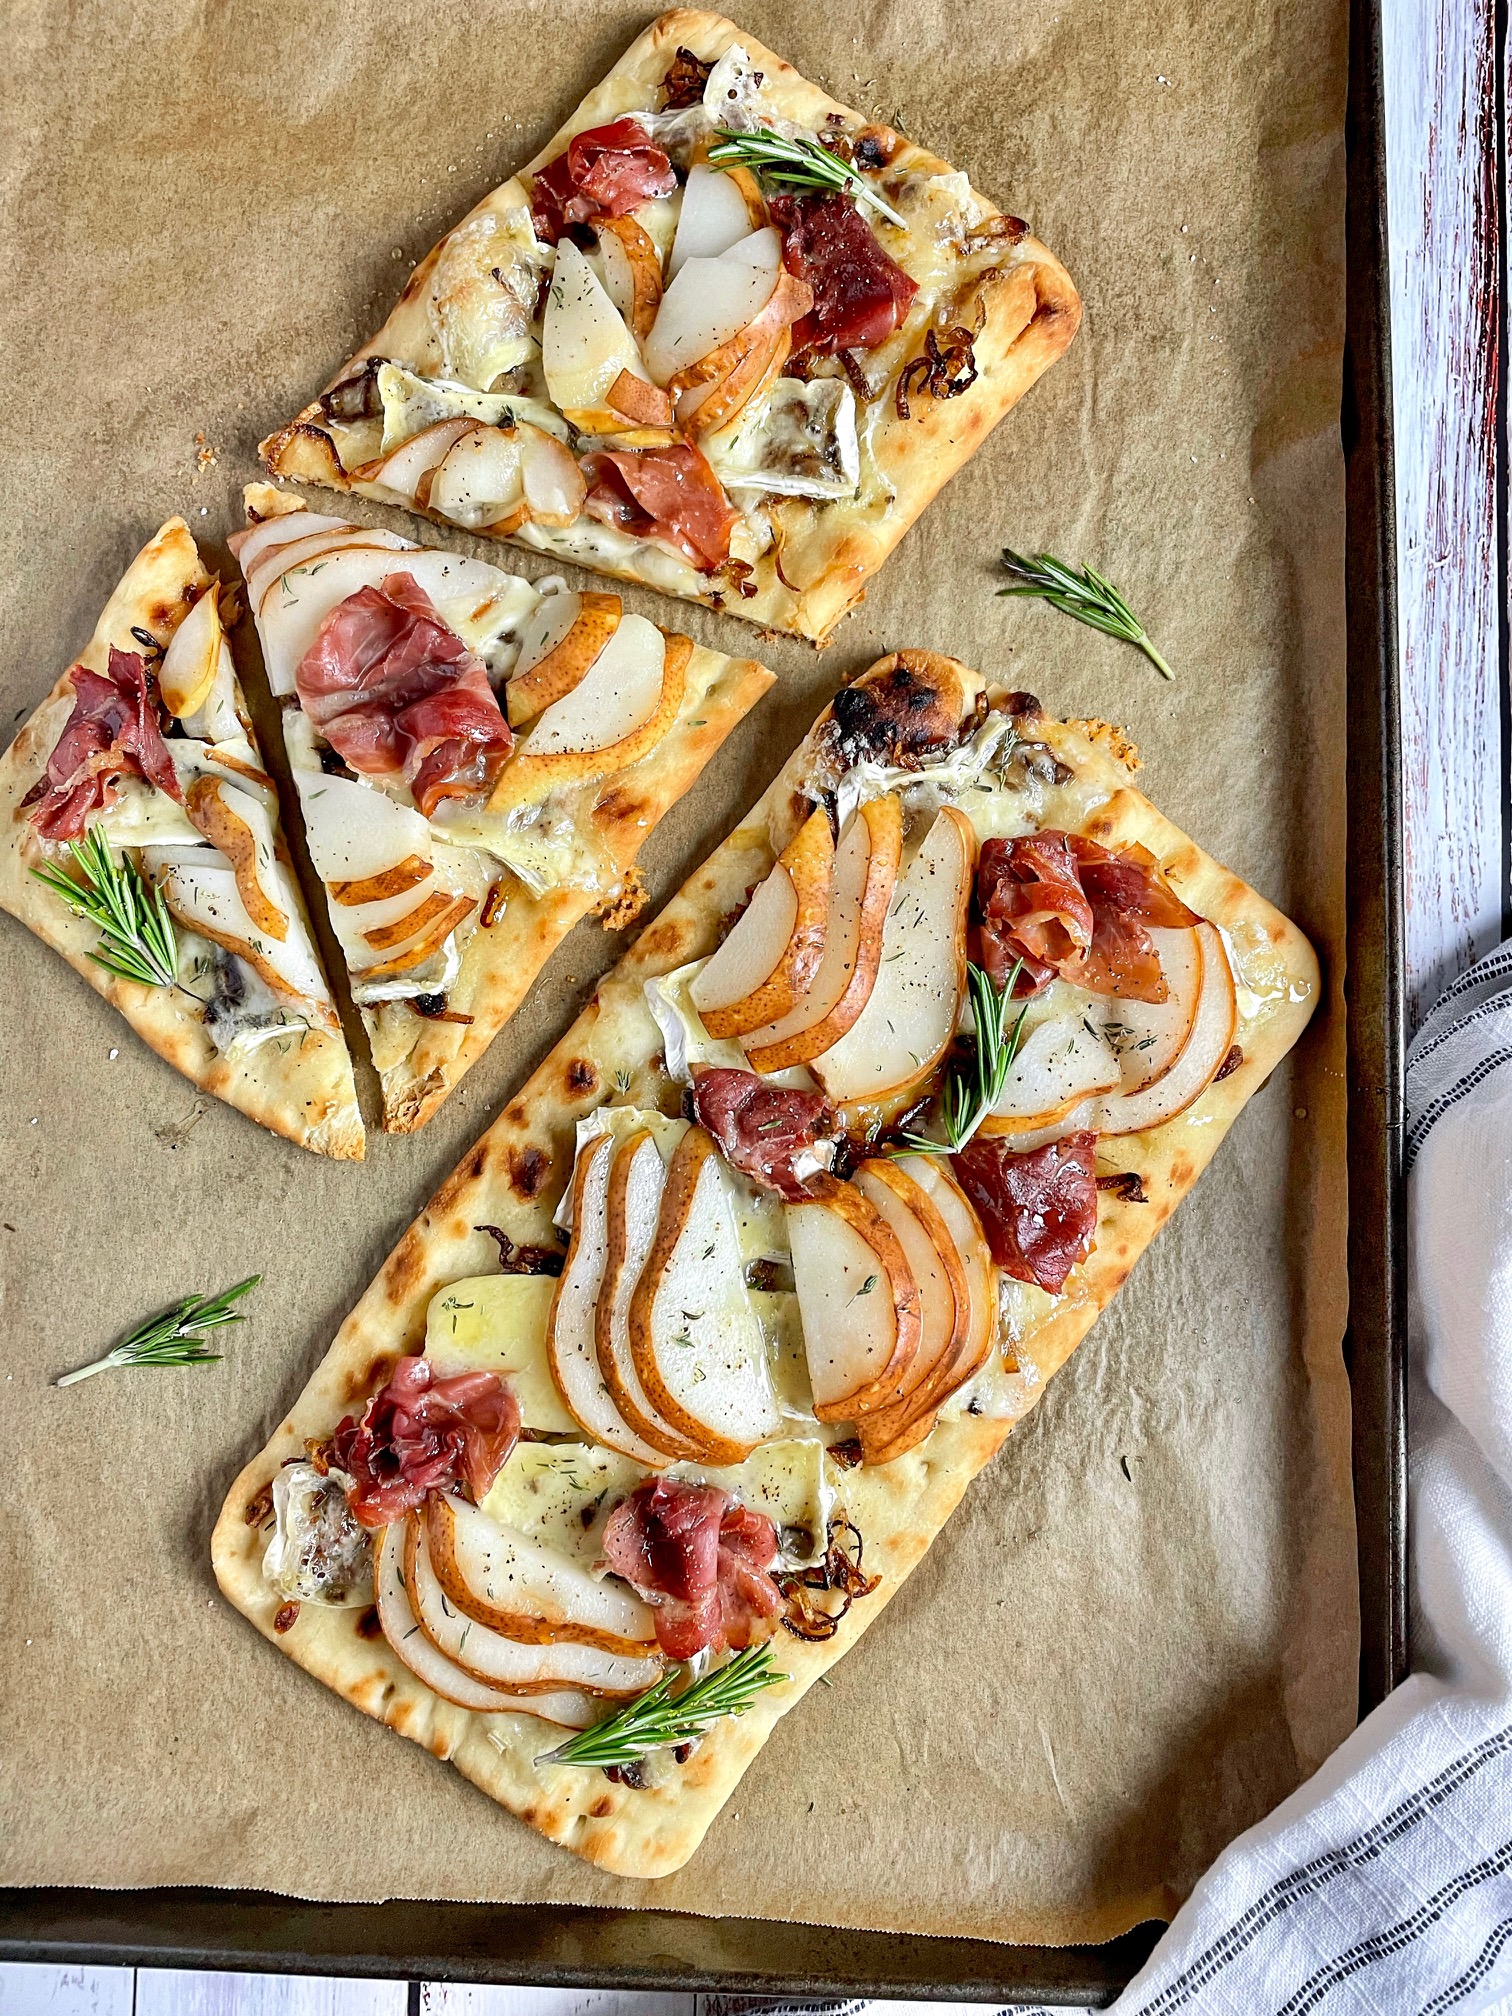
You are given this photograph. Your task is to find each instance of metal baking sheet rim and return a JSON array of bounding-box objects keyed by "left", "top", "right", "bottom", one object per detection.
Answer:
[{"left": 0, "top": 0, "right": 1405, "bottom": 1999}]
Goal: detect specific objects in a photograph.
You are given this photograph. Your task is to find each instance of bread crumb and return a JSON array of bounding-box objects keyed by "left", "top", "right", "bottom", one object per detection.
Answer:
[
  {"left": 595, "top": 868, "right": 649, "bottom": 930},
  {"left": 194, "top": 430, "right": 218, "bottom": 473}
]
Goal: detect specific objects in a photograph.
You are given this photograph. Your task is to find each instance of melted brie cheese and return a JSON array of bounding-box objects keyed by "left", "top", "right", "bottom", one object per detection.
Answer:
[{"left": 709, "top": 379, "right": 860, "bottom": 500}]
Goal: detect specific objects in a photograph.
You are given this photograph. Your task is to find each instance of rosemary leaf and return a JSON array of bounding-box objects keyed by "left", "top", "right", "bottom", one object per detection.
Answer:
[
  {"left": 708, "top": 128, "right": 907, "bottom": 230},
  {"left": 998, "top": 549, "right": 1175, "bottom": 681},
  {"left": 56, "top": 1276, "right": 261, "bottom": 1387},
  {"left": 30, "top": 825, "right": 179, "bottom": 988},
  {"left": 537, "top": 1642, "right": 788, "bottom": 1769}
]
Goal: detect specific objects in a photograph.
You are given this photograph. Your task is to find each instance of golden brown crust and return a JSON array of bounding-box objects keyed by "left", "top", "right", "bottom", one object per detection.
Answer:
[
  {"left": 212, "top": 651, "right": 1318, "bottom": 1874},
  {"left": 258, "top": 10, "right": 1080, "bottom": 644},
  {"left": 0, "top": 519, "right": 364, "bottom": 1159}
]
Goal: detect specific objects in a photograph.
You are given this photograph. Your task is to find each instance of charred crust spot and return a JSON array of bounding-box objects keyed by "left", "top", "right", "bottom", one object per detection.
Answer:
[
  {"left": 356, "top": 1606, "right": 384, "bottom": 1640},
  {"left": 519, "top": 1805, "right": 540, "bottom": 1826},
  {"left": 383, "top": 1232, "right": 430, "bottom": 1305},
  {"left": 638, "top": 919, "right": 690, "bottom": 962},
  {"left": 1166, "top": 1154, "right": 1195, "bottom": 1189},
  {"left": 824, "top": 660, "right": 962, "bottom": 769},
  {"left": 508, "top": 1144, "right": 551, "bottom": 1200},
  {"left": 504, "top": 1102, "right": 528, "bottom": 1129},
  {"left": 344, "top": 1350, "right": 398, "bottom": 1404},
  {"left": 1215, "top": 1044, "right": 1244, "bottom": 1081},
  {"left": 589, "top": 1794, "right": 616, "bottom": 1818},
  {"left": 565, "top": 1057, "right": 598, "bottom": 1095},
  {"left": 854, "top": 123, "right": 904, "bottom": 168},
  {"left": 273, "top": 1602, "right": 300, "bottom": 1634},
  {"left": 593, "top": 785, "right": 648, "bottom": 830}
]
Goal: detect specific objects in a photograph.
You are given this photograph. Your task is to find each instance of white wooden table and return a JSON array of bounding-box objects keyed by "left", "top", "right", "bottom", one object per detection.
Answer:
[{"left": 1, "top": 0, "right": 1502, "bottom": 2010}]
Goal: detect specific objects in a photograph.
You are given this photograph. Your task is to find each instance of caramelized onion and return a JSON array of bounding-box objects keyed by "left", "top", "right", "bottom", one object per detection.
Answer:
[{"left": 895, "top": 325, "right": 979, "bottom": 420}]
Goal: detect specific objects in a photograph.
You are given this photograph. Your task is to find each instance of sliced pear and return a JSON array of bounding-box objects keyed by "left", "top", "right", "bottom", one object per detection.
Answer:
[
  {"left": 719, "top": 225, "right": 783, "bottom": 268},
  {"left": 596, "top": 215, "right": 664, "bottom": 338},
  {"left": 982, "top": 1013, "right": 1121, "bottom": 1131},
  {"left": 489, "top": 625, "right": 688, "bottom": 810},
  {"left": 158, "top": 586, "right": 223, "bottom": 719},
  {"left": 507, "top": 592, "right": 621, "bottom": 729},
  {"left": 1095, "top": 922, "right": 1237, "bottom": 1134},
  {"left": 329, "top": 854, "right": 433, "bottom": 906},
  {"left": 547, "top": 1134, "right": 676, "bottom": 1466},
  {"left": 669, "top": 272, "right": 810, "bottom": 439},
  {"left": 852, "top": 1160, "right": 974, "bottom": 1462},
  {"left": 361, "top": 885, "right": 471, "bottom": 951},
  {"left": 596, "top": 1131, "right": 704, "bottom": 1462},
  {"left": 246, "top": 527, "right": 414, "bottom": 610},
  {"left": 743, "top": 795, "right": 903, "bottom": 1072},
  {"left": 156, "top": 857, "right": 332, "bottom": 1012},
  {"left": 373, "top": 1522, "right": 596, "bottom": 1723},
  {"left": 256, "top": 545, "right": 504, "bottom": 696},
  {"left": 350, "top": 893, "right": 475, "bottom": 981},
  {"left": 666, "top": 161, "right": 764, "bottom": 278},
  {"left": 643, "top": 255, "right": 779, "bottom": 387},
  {"left": 809, "top": 806, "right": 975, "bottom": 1108},
  {"left": 606, "top": 368, "right": 676, "bottom": 429},
  {"left": 899, "top": 1155, "right": 998, "bottom": 1399},
  {"left": 366, "top": 417, "right": 476, "bottom": 503},
  {"left": 1104, "top": 926, "right": 1205, "bottom": 1094},
  {"left": 691, "top": 807, "right": 833, "bottom": 1040},
  {"left": 404, "top": 1515, "right": 662, "bottom": 1696},
  {"left": 520, "top": 424, "right": 588, "bottom": 526},
  {"left": 185, "top": 776, "right": 288, "bottom": 942},
  {"left": 514, "top": 591, "right": 584, "bottom": 678},
  {"left": 543, "top": 239, "right": 658, "bottom": 427},
  {"left": 425, "top": 1495, "right": 658, "bottom": 1653},
  {"left": 428, "top": 424, "right": 527, "bottom": 532},
  {"left": 231, "top": 510, "right": 356, "bottom": 579},
  {"left": 628, "top": 1127, "right": 782, "bottom": 1464},
  {"left": 786, "top": 1172, "right": 922, "bottom": 1421},
  {"left": 294, "top": 769, "right": 434, "bottom": 888}
]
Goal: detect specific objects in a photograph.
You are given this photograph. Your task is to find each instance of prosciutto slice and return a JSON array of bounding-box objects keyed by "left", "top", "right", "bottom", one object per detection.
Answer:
[
  {"left": 580, "top": 444, "right": 738, "bottom": 572},
  {"left": 602, "top": 1477, "right": 783, "bottom": 1659},
  {"left": 770, "top": 191, "right": 918, "bottom": 355},
  {"left": 330, "top": 1354, "right": 521, "bottom": 1530},
  {"left": 530, "top": 118, "right": 677, "bottom": 245},
  {"left": 976, "top": 831, "right": 1199, "bottom": 1003},
  {"left": 295, "top": 571, "right": 512, "bottom": 816},
  {"left": 27, "top": 649, "right": 180, "bottom": 841},
  {"left": 691, "top": 1067, "right": 832, "bottom": 1201},
  {"left": 950, "top": 1131, "right": 1098, "bottom": 1294}
]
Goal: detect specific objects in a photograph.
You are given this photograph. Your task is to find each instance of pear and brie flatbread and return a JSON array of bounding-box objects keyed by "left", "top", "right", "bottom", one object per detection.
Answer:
[
  {"left": 213, "top": 650, "right": 1317, "bottom": 1875},
  {"left": 232, "top": 488, "right": 773, "bottom": 1132},
  {"left": 0, "top": 517, "right": 362, "bottom": 1159},
  {"left": 260, "top": 10, "right": 1079, "bottom": 644}
]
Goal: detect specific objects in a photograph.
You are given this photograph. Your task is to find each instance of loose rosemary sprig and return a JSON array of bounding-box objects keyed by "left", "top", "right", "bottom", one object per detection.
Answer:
[
  {"left": 30, "top": 825, "right": 180, "bottom": 988},
  {"left": 897, "top": 960, "right": 1028, "bottom": 1157},
  {"left": 708, "top": 128, "right": 907, "bottom": 230},
  {"left": 55, "top": 1277, "right": 260, "bottom": 1387},
  {"left": 998, "top": 550, "right": 1175, "bottom": 681},
  {"left": 537, "top": 1642, "right": 789, "bottom": 1769}
]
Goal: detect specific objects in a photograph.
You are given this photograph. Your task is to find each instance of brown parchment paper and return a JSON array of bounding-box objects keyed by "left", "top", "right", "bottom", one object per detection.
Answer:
[{"left": 0, "top": 0, "right": 1355, "bottom": 1949}]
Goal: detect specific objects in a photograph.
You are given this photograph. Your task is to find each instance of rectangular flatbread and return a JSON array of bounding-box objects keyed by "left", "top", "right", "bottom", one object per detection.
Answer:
[
  {"left": 0, "top": 517, "right": 364, "bottom": 1159},
  {"left": 260, "top": 10, "right": 1080, "bottom": 644},
  {"left": 212, "top": 650, "right": 1317, "bottom": 1876}
]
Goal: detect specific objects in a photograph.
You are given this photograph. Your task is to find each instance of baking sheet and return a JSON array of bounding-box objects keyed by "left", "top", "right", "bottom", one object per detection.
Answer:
[{"left": 0, "top": 0, "right": 1356, "bottom": 1950}]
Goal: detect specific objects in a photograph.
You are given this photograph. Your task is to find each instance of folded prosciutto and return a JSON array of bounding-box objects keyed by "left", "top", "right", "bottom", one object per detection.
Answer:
[
  {"left": 530, "top": 118, "right": 677, "bottom": 245},
  {"left": 24, "top": 649, "right": 180, "bottom": 841},
  {"left": 295, "top": 572, "right": 513, "bottom": 816},
  {"left": 770, "top": 191, "right": 918, "bottom": 356},
  {"left": 580, "top": 445, "right": 738, "bottom": 573},
  {"left": 690, "top": 1066, "right": 831, "bottom": 1200},
  {"left": 602, "top": 1477, "right": 783, "bottom": 1659},
  {"left": 331, "top": 1354, "right": 521, "bottom": 1528},
  {"left": 950, "top": 1131, "right": 1099, "bottom": 1294}
]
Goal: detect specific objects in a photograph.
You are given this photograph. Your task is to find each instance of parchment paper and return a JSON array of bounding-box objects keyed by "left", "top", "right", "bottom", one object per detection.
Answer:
[{"left": 0, "top": 0, "right": 1355, "bottom": 1948}]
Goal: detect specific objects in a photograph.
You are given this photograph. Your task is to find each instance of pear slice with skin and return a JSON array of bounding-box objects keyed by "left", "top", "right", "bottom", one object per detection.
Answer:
[
  {"left": 742, "top": 795, "right": 903, "bottom": 1072},
  {"left": 506, "top": 592, "right": 622, "bottom": 729},
  {"left": 547, "top": 1133, "right": 676, "bottom": 1466},
  {"left": 520, "top": 425, "right": 588, "bottom": 527},
  {"left": 489, "top": 624, "right": 688, "bottom": 812},
  {"left": 363, "top": 417, "right": 475, "bottom": 503},
  {"left": 629, "top": 1127, "right": 783, "bottom": 1464},
  {"left": 691, "top": 805, "right": 833, "bottom": 1040},
  {"left": 596, "top": 215, "right": 664, "bottom": 339},
  {"left": 809, "top": 805, "right": 975, "bottom": 1110},
  {"left": 424, "top": 1494, "right": 658, "bottom": 1653},
  {"left": 329, "top": 855, "right": 432, "bottom": 907},
  {"left": 786, "top": 1172, "right": 922, "bottom": 1422},
  {"left": 899, "top": 1155, "right": 1000, "bottom": 1391},
  {"left": 428, "top": 424, "right": 527, "bottom": 533},
  {"left": 404, "top": 1515, "right": 662, "bottom": 1696},
  {"left": 351, "top": 892, "right": 475, "bottom": 981},
  {"left": 373, "top": 1521, "right": 596, "bottom": 1725},
  {"left": 230, "top": 510, "right": 356, "bottom": 580},
  {"left": 544, "top": 239, "right": 659, "bottom": 431},
  {"left": 852, "top": 1159, "right": 973, "bottom": 1463},
  {"left": 597, "top": 1131, "right": 705, "bottom": 1462},
  {"left": 185, "top": 775, "right": 289, "bottom": 941},
  {"left": 246, "top": 528, "right": 413, "bottom": 611},
  {"left": 157, "top": 585, "right": 223, "bottom": 719}
]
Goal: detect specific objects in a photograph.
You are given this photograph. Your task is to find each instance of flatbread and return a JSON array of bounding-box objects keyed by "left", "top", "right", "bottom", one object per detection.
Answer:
[
  {"left": 236, "top": 487, "right": 775, "bottom": 1132},
  {"left": 212, "top": 651, "right": 1318, "bottom": 1875},
  {"left": 260, "top": 9, "right": 1080, "bottom": 644},
  {"left": 0, "top": 518, "right": 364, "bottom": 1160}
]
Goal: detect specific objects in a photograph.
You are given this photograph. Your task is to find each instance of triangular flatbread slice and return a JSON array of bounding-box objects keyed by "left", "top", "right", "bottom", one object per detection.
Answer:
[
  {"left": 231, "top": 488, "right": 774, "bottom": 1131},
  {"left": 259, "top": 10, "right": 1079, "bottom": 644},
  {"left": 212, "top": 651, "right": 1318, "bottom": 1874},
  {"left": 0, "top": 518, "right": 363, "bottom": 1159}
]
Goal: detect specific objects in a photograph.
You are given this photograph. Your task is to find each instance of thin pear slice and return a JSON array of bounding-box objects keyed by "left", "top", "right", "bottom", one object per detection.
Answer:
[
  {"left": 520, "top": 425, "right": 588, "bottom": 527},
  {"left": 428, "top": 424, "right": 527, "bottom": 532},
  {"left": 900, "top": 1155, "right": 999, "bottom": 1396},
  {"left": 597, "top": 1131, "right": 704, "bottom": 1462},
  {"left": 547, "top": 1134, "right": 674, "bottom": 1466},
  {"left": 295, "top": 770, "right": 434, "bottom": 889},
  {"left": 643, "top": 255, "right": 779, "bottom": 386},
  {"left": 404, "top": 1516, "right": 661, "bottom": 1696},
  {"left": 596, "top": 215, "right": 664, "bottom": 339},
  {"left": 1095, "top": 922, "right": 1237, "bottom": 1134},
  {"left": 231, "top": 510, "right": 356, "bottom": 579},
  {"left": 691, "top": 806, "right": 833, "bottom": 1040},
  {"left": 489, "top": 625, "right": 688, "bottom": 810},
  {"left": 329, "top": 855, "right": 433, "bottom": 906},
  {"left": 366, "top": 417, "right": 475, "bottom": 502},
  {"left": 185, "top": 776, "right": 289, "bottom": 942},
  {"left": 853, "top": 1160, "right": 973, "bottom": 1462},
  {"left": 629, "top": 1127, "right": 783, "bottom": 1464},
  {"left": 514, "top": 591, "right": 584, "bottom": 677},
  {"left": 667, "top": 160, "right": 763, "bottom": 279},
  {"left": 425, "top": 1495, "right": 658, "bottom": 1653},
  {"left": 543, "top": 239, "right": 658, "bottom": 430},
  {"left": 351, "top": 892, "right": 476, "bottom": 981},
  {"left": 506, "top": 592, "right": 622, "bottom": 728},
  {"left": 809, "top": 806, "right": 975, "bottom": 1108},
  {"left": 157, "top": 858, "right": 332, "bottom": 1012},
  {"left": 982, "top": 1013, "right": 1121, "bottom": 1132},
  {"left": 743, "top": 795, "right": 903, "bottom": 1072},
  {"left": 786, "top": 1172, "right": 922, "bottom": 1421},
  {"left": 247, "top": 527, "right": 413, "bottom": 610},
  {"left": 158, "top": 585, "right": 223, "bottom": 718},
  {"left": 373, "top": 1522, "right": 595, "bottom": 1724},
  {"left": 1104, "top": 926, "right": 1205, "bottom": 1094}
]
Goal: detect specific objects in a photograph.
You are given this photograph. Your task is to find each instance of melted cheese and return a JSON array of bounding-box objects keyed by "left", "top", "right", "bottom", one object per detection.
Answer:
[
  {"left": 708, "top": 379, "right": 860, "bottom": 500},
  {"left": 378, "top": 361, "right": 569, "bottom": 452},
  {"left": 424, "top": 1273, "right": 578, "bottom": 1434}
]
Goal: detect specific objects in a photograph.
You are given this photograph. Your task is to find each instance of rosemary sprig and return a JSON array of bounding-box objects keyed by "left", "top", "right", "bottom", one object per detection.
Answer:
[
  {"left": 55, "top": 1277, "right": 260, "bottom": 1387},
  {"left": 30, "top": 825, "right": 180, "bottom": 988},
  {"left": 998, "top": 550, "right": 1175, "bottom": 681},
  {"left": 537, "top": 1642, "right": 789, "bottom": 1769},
  {"left": 897, "top": 961, "right": 1028, "bottom": 1157},
  {"left": 708, "top": 128, "right": 907, "bottom": 230}
]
